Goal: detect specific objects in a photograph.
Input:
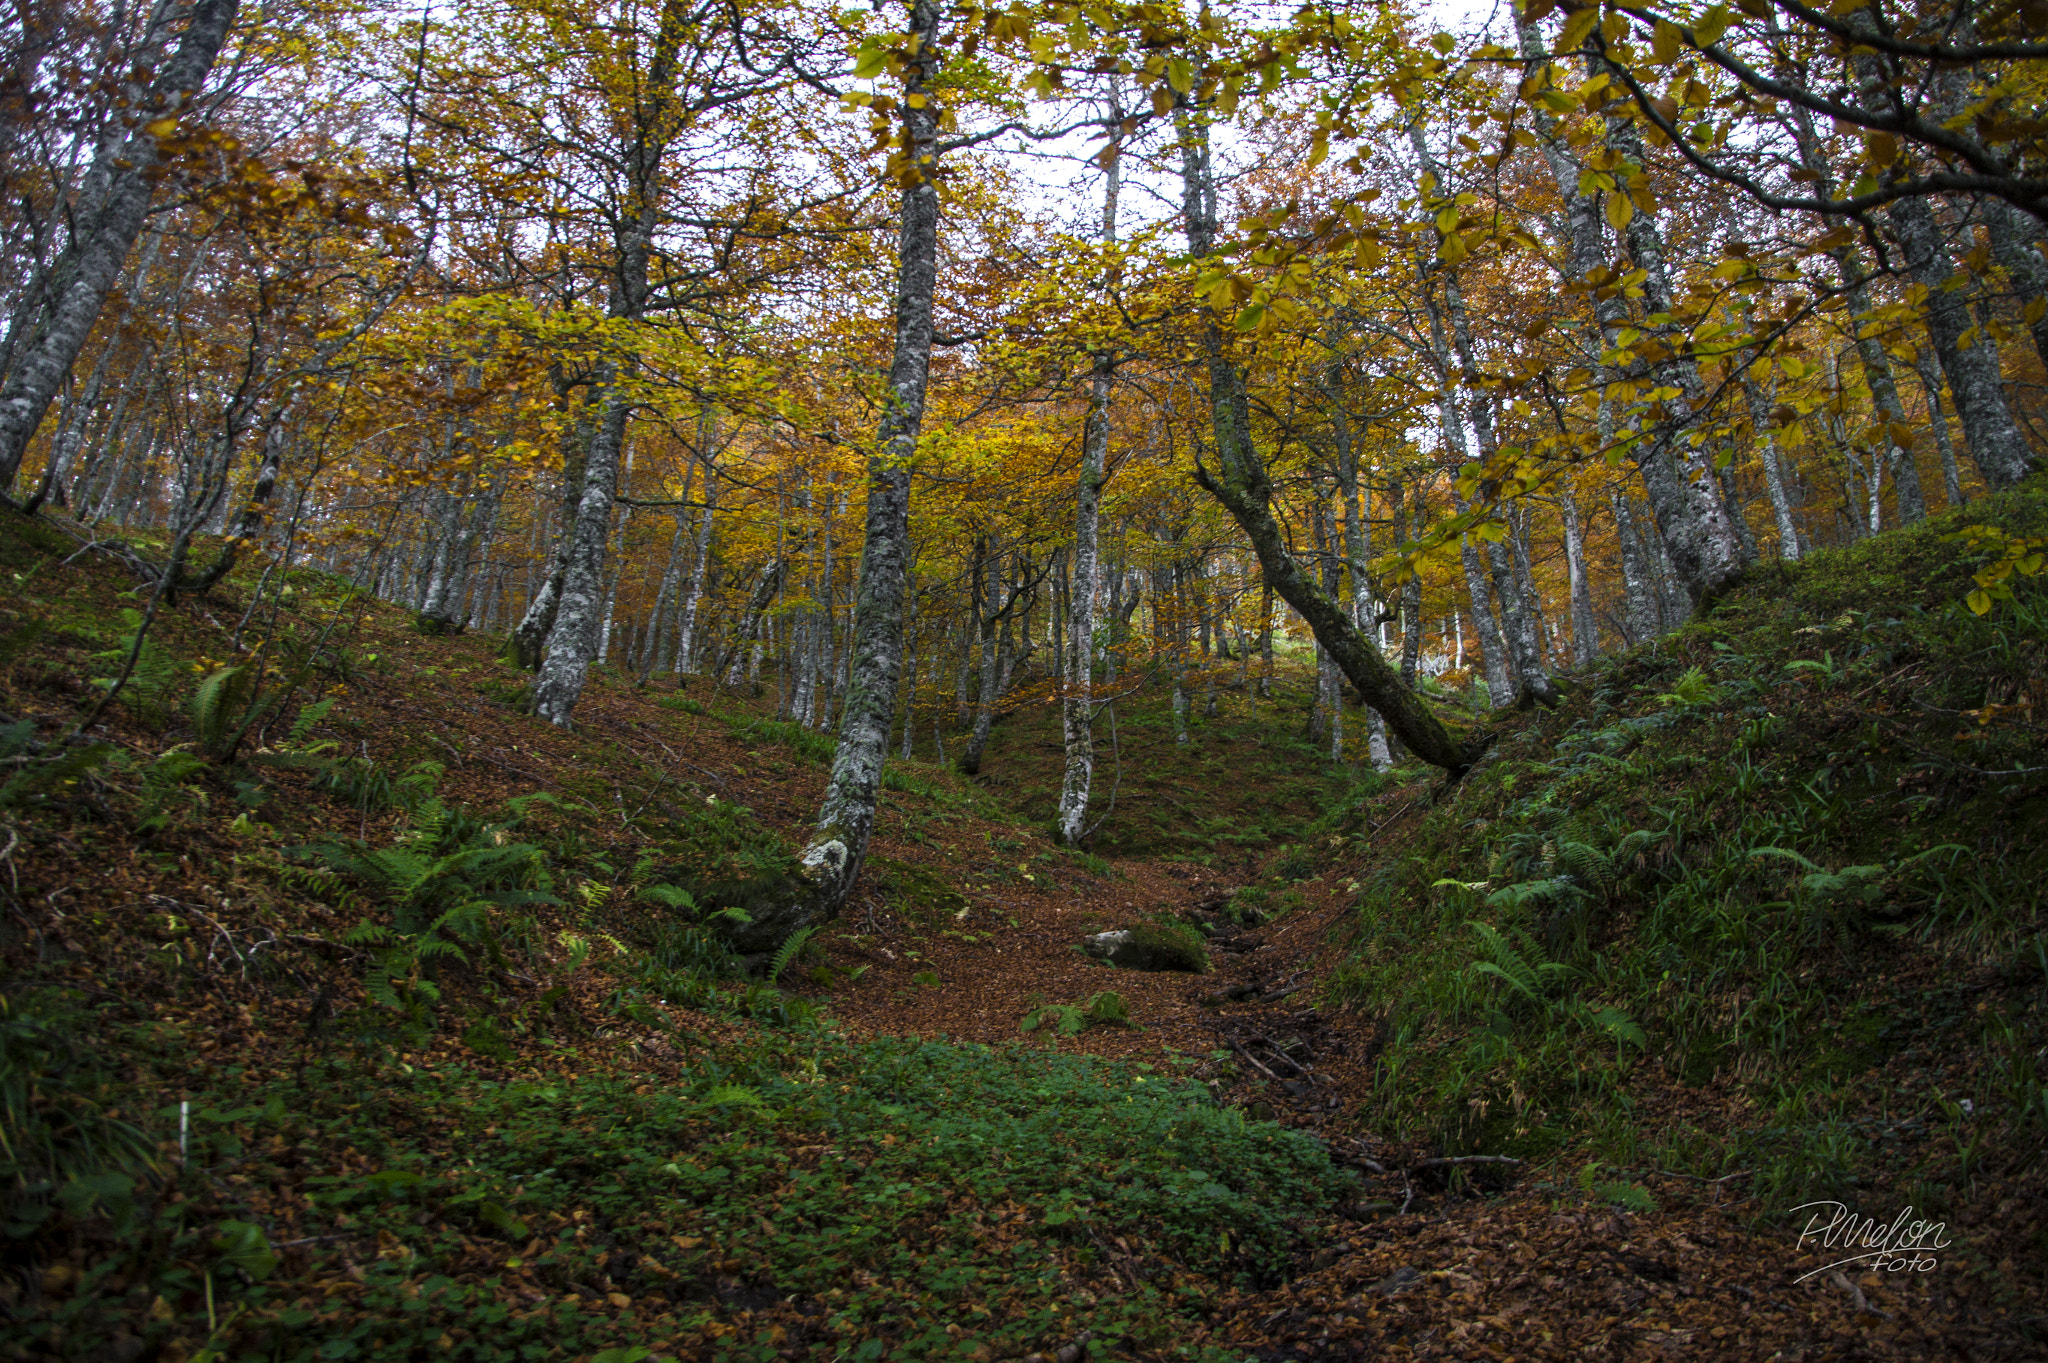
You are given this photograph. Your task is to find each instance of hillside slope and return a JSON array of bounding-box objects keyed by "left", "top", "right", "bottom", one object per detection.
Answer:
[{"left": 1, "top": 486, "right": 2044, "bottom": 1362}]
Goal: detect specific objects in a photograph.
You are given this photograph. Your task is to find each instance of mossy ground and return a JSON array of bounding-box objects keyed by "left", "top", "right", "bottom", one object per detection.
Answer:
[{"left": 3, "top": 482, "right": 2045, "bottom": 1360}]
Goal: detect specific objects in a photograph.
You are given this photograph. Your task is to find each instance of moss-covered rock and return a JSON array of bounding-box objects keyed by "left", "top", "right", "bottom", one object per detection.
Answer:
[{"left": 1082, "top": 922, "right": 1211, "bottom": 972}]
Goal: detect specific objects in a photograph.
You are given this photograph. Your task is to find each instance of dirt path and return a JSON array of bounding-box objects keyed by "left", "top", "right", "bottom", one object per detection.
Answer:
[{"left": 812, "top": 844, "right": 2002, "bottom": 1362}]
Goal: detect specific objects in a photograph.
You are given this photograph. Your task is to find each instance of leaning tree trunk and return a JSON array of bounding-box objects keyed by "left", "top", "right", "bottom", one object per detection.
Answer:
[
  {"left": 727, "top": 0, "right": 942, "bottom": 952},
  {"left": 0, "top": 0, "right": 242, "bottom": 492},
  {"left": 1179, "top": 107, "right": 1470, "bottom": 772}
]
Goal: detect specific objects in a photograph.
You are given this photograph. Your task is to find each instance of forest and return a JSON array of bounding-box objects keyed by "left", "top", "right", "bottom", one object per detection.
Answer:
[{"left": 1, "top": 0, "right": 2045, "bottom": 1357}]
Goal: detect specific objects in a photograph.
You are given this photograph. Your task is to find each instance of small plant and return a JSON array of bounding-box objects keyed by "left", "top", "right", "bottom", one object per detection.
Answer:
[
  {"left": 90, "top": 608, "right": 184, "bottom": 731},
  {"left": 1578, "top": 1162, "right": 1658, "bottom": 1213},
  {"left": 1019, "top": 990, "right": 1135, "bottom": 1036},
  {"left": 1653, "top": 665, "right": 1716, "bottom": 708},
  {"left": 768, "top": 926, "right": 819, "bottom": 983},
  {"left": 0, "top": 990, "right": 155, "bottom": 1236}
]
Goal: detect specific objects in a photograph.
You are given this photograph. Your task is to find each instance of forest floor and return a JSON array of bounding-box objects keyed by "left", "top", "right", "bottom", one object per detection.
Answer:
[{"left": 2, "top": 493, "right": 2044, "bottom": 1363}]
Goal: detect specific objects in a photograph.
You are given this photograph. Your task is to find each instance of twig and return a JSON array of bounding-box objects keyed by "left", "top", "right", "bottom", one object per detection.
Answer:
[
  {"left": 1407, "top": 1155, "right": 1523, "bottom": 1171},
  {"left": 1226, "top": 1035, "right": 1284, "bottom": 1083},
  {"left": 1248, "top": 1030, "right": 1308, "bottom": 1076},
  {"left": 1652, "top": 1168, "right": 1752, "bottom": 1184}
]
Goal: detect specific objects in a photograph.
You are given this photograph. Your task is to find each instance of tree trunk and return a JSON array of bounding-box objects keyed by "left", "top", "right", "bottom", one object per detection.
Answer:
[
  {"left": 0, "top": 0, "right": 242, "bottom": 492},
  {"left": 1911, "top": 349, "right": 1966, "bottom": 508},
  {"left": 532, "top": 390, "right": 628, "bottom": 725},
  {"left": 1180, "top": 109, "right": 1470, "bottom": 772},
  {"left": 1888, "top": 193, "right": 2036, "bottom": 489},
  {"left": 1059, "top": 136, "right": 1114, "bottom": 842},
  {"left": 1560, "top": 484, "right": 1599, "bottom": 666},
  {"left": 675, "top": 472, "right": 717, "bottom": 672},
  {"left": 1984, "top": 197, "right": 2048, "bottom": 373},
  {"left": 1513, "top": 18, "right": 1749, "bottom": 605},
  {"left": 736, "top": 0, "right": 942, "bottom": 951}
]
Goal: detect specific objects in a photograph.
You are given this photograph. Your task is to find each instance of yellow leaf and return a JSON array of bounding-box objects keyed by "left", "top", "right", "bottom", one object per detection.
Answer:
[
  {"left": 144, "top": 117, "right": 179, "bottom": 139},
  {"left": 1557, "top": 7, "right": 1600, "bottom": 51},
  {"left": 1651, "top": 19, "right": 1682, "bottom": 63},
  {"left": 1694, "top": 4, "right": 1732, "bottom": 45},
  {"left": 1605, "top": 193, "right": 1634, "bottom": 230},
  {"left": 2025, "top": 296, "right": 2045, "bottom": 325},
  {"left": 1967, "top": 588, "right": 1992, "bottom": 615}
]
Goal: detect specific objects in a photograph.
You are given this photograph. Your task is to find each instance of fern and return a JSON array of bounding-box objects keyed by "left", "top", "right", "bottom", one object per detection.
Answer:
[
  {"left": 91, "top": 611, "right": 184, "bottom": 732},
  {"left": 768, "top": 925, "right": 818, "bottom": 983},
  {"left": 1584, "top": 1004, "right": 1647, "bottom": 1051},
  {"left": 1654, "top": 665, "right": 1716, "bottom": 708},
  {"left": 640, "top": 883, "right": 698, "bottom": 911},
  {"left": 1084, "top": 991, "right": 1133, "bottom": 1028},
  {"left": 192, "top": 664, "right": 258, "bottom": 754},
  {"left": 1466, "top": 921, "right": 1569, "bottom": 1004},
  {"left": 1547, "top": 840, "right": 1616, "bottom": 895},
  {"left": 285, "top": 697, "right": 335, "bottom": 746}
]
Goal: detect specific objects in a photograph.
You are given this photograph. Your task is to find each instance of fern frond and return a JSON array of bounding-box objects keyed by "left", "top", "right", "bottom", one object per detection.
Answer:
[
  {"left": 287, "top": 698, "right": 335, "bottom": 746},
  {"left": 192, "top": 664, "right": 260, "bottom": 755},
  {"left": 768, "top": 925, "right": 817, "bottom": 983},
  {"left": 1551, "top": 841, "right": 1616, "bottom": 895}
]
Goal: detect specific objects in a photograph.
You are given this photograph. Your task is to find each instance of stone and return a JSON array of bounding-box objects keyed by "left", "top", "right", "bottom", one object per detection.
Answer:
[{"left": 1079, "top": 924, "right": 1209, "bottom": 972}]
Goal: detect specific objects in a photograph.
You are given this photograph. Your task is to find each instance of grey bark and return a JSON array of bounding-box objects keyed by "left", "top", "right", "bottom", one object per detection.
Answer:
[
  {"left": 675, "top": 470, "right": 717, "bottom": 671},
  {"left": 1180, "top": 107, "right": 1470, "bottom": 771},
  {"left": 1888, "top": 193, "right": 2036, "bottom": 489},
  {"left": 736, "top": 0, "right": 942, "bottom": 950},
  {"left": 1911, "top": 349, "right": 1966, "bottom": 507},
  {"left": 0, "top": 0, "right": 242, "bottom": 492},
  {"left": 1060, "top": 114, "right": 1115, "bottom": 843},
  {"left": 1514, "top": 17, "right": 1749, "bottom": 605},
  {"left": 532, "top": 389, "right": 628, "bottom": 725},
  {"left": 1559, "top": 485, "right": 1599, "bottom": 666},
  {"left": 1609, "top": 493, "right": 1659, "bottom": 645},
  {"left": 1983, "top": 197, "right": 2048, "bottom": 373}
]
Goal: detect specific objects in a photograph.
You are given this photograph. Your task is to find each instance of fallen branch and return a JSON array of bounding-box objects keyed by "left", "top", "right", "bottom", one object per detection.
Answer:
[
  {"left": 1226, "top": 1035, "right": 1284, "bottom": 1083},
  {"left": 1407, "top": 1155, "right": 1523, "bottom": 1171}
]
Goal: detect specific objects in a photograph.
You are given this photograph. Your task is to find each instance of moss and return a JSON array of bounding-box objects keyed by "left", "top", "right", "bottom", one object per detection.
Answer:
[
  {"left": 865, "top": 854, "right": 969, "bottom": 924},
  {"left": 1123, "top": 920, "right": 1211, "bottom": 973}
]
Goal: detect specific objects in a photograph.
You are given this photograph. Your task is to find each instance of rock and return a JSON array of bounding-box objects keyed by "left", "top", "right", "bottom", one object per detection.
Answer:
[
  {"left": 1080, "top": 925, "right": 1209, "bottom": 972},
  {"left": 1369, "top": 1265, "right": 1420, "bottom": 1296}
]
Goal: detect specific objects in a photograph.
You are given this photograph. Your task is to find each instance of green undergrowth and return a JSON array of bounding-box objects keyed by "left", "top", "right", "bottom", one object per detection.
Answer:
[
  {"left": 973, "top": 663, "right": 1365, "bottom": 864},
  {"left": 1326, "top": 484, "right": 2048, "bottom": 1228},
  {"left": 18, "top": 1028, "right": 1345, "bottom": 1363}
]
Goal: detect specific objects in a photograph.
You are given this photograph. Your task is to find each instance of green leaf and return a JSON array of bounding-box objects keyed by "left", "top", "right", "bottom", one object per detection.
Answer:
[
  {"left": 212, "top": 1220, "right": 280, "bottom": 1280},
  {"left": 1233, "top": 303, "right": 1265, "bottom": 331}
]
